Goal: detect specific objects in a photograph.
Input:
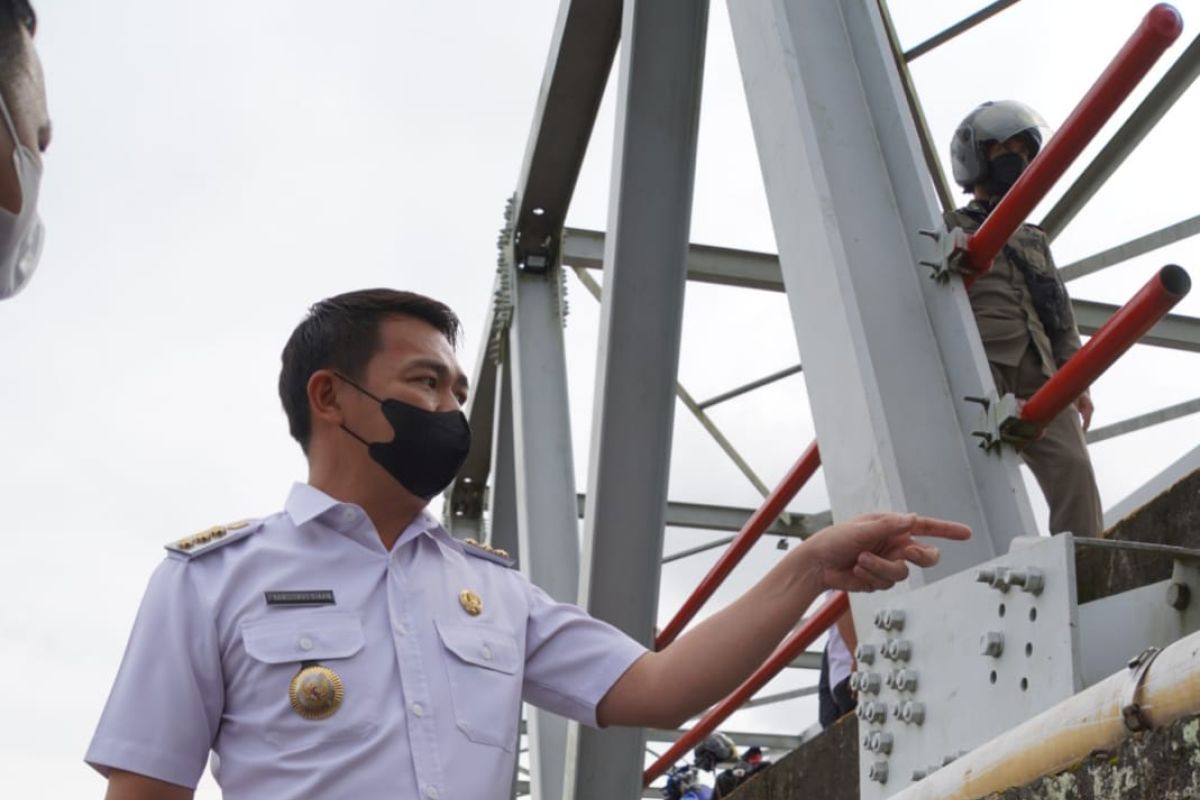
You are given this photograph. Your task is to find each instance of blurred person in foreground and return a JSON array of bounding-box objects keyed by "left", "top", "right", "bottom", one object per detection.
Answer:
[{"left": 0, "top": 0, "right": 49, "bottom": 300}]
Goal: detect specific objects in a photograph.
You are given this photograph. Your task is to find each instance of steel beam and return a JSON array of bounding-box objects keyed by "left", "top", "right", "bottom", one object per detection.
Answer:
[
  {"left": 445, "top": 299, "right": 499, "bottom": 540},
  {"left": 1058, "top": 214, "right": 1200, "bottom": 283},
  {"left": 509, "top": 263, "right": 579, "bottom": 800},
  {"left": 902, "top": 0, "right": 1024, "bottom": 62},
  {"left": 1042, "top": 33, "right": 1200, "bottom": 241},
  {"left": 488, "top": 355, "right": 521, "bottom": 560},
  {"left": 572, "top": 230, "right": 1200, "bottom": 353},
  {"left": 697, "top": 364, "right": 803, "bottom": 410},
  {"left": 577, "top": 495, "right": 828, "bottom": 539},
  {"left": 512, "top": 0, "right": 620, "bottom": 253},
  {"left": 729, "top": 0, "right": 1036, "bottom": 579},
  {"left": 1073, "top": 299, "right": 1200, "bottom": 353},
  {"left": 564, "top": 227, "right": 784, "bottom": 291},
  {"left": 741, "top": 685, "right": 820, "bottom": 710},
  {"left": 1087, "top": 396, "right": 1200, "bottom": 445},
  {"left": 876, "top": 0, "right": 955, "bottom": 212},
  {"left": 788, "top": 651, "right": 823, "bottom": 670},
  {"left": 573, "top": 2, "right": 709, "bottom": 797}
]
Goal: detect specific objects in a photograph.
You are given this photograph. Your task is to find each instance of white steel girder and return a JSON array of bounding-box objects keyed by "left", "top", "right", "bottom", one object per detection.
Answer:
[
  {"left": 571, "top": 1, "right": 709, "bottom": 798},
  {"left": 509, "top": 263, "right": 580, "bottom": 800},
  {"left": 727, "top": 0, "right": 1038, "bottom": 581}
]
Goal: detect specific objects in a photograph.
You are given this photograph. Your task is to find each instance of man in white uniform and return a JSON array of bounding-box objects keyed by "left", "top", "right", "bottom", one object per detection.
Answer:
[{"left": 87, "top": 289, "right": 971, "bottom": 799}]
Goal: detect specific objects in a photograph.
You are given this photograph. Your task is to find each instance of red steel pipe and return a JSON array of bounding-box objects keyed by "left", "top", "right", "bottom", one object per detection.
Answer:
[
  {"left": 1020, "top": 264, "right": 1191, "bottom": 428},
  {"left": 644, "top": 591, "right": 851, "bottom": 786},
  {"left": 965, "top": 4, "right": 1183, "bottom": 275},
  {"left": 655, "top": 441, "right": 822, "bottom": 651}
]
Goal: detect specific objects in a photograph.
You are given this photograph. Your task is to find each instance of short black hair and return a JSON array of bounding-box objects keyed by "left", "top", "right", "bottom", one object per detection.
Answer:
[{"left": 279, "top": 289, "right": 461, "bottom": 453}]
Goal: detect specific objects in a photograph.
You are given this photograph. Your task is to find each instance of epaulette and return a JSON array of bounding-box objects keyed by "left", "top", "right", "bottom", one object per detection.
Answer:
[
  {"left": 461, "top": 538, "right": 517, "bottom": 569},
  {"left": 165, "top": 518, "right": 264, "bottom": 559}
]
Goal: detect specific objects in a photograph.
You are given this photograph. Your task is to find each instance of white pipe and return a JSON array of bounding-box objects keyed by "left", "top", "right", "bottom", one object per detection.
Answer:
[{"left": 890, "top": 629, "right": 1200, "bottom": 799}]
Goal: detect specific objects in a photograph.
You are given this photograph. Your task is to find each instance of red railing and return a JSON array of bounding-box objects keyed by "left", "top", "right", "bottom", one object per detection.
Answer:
[
  {"left": 964, "top": 4, "right": 1183, "bottom": 278},
  {"left": 644, "top": 591, "right": 851, "bottom": 786},
  {"left": 1013, "top": 265, "right": 1191, "bottom": 434},
  {"left": 655, "top": 441, "right": 822, "bottom": 651}
]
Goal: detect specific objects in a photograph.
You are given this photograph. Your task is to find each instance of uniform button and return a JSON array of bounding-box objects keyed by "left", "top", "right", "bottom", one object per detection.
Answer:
[
  {"left": 341, "top": 507, "right": 359, "bottom": 523},
  {"left": 298, "top": 636, "right": 314, "bottom": 651},
  {"left": 410, "top": 702, "right": 424, "bottom": 717},
  {"left": 481, "top": 645, "right": 493, "bottom": 661},
  {"left": 424, "top": 787, "right": 440, "bottom": 800},
  {"left": 394, "top": 622, "right": 408, "bottom": 636}
]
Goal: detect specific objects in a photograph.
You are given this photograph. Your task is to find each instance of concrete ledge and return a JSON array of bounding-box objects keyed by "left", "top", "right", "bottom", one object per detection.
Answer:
[
  {"left": 725, "top": 714, "right": 858, "bottom": 800},
  {"left": 977, "top": 712, "right": 1200, "bottom": 800},
  {"left": 1076, "top": 467, "right": 1200, "bottom": 604}
]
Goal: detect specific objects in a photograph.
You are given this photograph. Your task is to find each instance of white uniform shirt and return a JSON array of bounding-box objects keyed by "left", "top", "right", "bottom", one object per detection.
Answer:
[
  {"left": 86, "top": 483, "right": 647, "bottom": 799},
  {"left": 825, "top": 593, "right": 853, "bottom": 687}
]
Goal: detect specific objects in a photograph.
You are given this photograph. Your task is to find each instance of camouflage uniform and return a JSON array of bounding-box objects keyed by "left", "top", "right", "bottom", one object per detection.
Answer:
[{"left": 945, "top": 200, "right": 1103, "bottom": 538}]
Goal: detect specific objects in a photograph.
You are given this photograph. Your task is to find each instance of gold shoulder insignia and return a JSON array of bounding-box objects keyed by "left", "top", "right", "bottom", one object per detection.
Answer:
[
  {"left": 461, "top": 538, "right": 517, "bottom": 568},
  {"left": 165, "top": 519, "right": 263, "bottom": 559}
]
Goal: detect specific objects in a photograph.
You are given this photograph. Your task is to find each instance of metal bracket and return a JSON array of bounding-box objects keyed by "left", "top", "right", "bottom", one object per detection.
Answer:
[
  {"left": 964, "top": 391, "right": 1028, "bottom": 452},
  {"left": 1121, "top": 645, "right": 1163, "bottom": 732},
  {"left": 916, "top": 225, "right": 973, "bottom": 283}
]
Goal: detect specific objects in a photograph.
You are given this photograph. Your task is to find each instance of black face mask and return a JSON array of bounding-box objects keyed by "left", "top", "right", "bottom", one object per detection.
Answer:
[
  {"left": 979, "top": 152, "right": 1028, "bottom": 198},
  {"left": 335, "top": 373, "right": 471, "bottom": 499}
]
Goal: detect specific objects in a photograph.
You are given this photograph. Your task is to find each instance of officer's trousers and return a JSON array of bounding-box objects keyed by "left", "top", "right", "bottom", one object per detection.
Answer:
[{"left": 989, "top": 347, "right": 1104, "bottom": 539}]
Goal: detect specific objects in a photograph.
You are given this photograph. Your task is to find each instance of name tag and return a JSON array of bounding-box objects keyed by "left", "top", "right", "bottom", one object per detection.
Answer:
[{"left": 265, "top": 590, "right": 336, "bottom": 606}]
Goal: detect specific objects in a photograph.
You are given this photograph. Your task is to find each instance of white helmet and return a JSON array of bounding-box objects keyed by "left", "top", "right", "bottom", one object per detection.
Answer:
[{"left": 951, "top": 100, "right": 1050, "bottom": 191}]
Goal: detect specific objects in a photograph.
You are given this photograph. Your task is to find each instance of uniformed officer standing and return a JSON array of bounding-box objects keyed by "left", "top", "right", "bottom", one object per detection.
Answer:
[
  {"left": 947, "top": 100, "right": 1104, "bottom": 539},
  {"left": 86, "top": 288, "right": 971, "bottom": 799}
]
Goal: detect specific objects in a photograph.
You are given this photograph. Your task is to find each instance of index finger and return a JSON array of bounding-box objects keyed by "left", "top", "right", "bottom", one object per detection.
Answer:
[{"left": 911, "top": 516, "right": 972, "bottom": 541}]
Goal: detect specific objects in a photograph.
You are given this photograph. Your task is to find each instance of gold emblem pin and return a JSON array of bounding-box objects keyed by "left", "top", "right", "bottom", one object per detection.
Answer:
[
  {"left": 459, "top": 589, "right": 483, "bottom": 616},
  {"left": 289, "top": 664, "right": 344, "bottom": 720}
]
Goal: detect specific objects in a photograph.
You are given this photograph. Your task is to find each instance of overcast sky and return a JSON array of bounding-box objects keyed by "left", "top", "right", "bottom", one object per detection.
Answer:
[{"left": 2, "top": 1, "right": 1198, "bottom": 797}]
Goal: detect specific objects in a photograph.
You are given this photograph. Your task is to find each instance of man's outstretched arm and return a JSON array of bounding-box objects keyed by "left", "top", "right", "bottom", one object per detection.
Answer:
[{"left": 596, "top": 512, "right": 971, "bottom": 728}]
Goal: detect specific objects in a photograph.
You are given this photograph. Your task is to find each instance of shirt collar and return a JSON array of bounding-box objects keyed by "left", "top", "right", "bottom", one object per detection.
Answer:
[
  {"left": 284, "top": 482, "right": 451, "bottom": 550},
  {"left": 285, "top": 482, "right": 343, "bottom": 527}
]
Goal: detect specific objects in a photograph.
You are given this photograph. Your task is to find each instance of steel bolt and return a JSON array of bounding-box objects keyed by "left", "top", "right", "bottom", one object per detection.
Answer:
[
  {"left": 975, "top": 568, "right": 995, "bottom": 584},
  {"left": 874, "top": 610, "right": 887, "bottom": 629},
  {"left": 881, "top": 609, "right": 907, "bottom": 631},
  {"left": 855, "top": 643, "right": 877, "bottom": 665},
  {"left": 894, "top": 668, "right": 919, "bottom": 692},
  {"left": 868, "top": 732, "right": 894, "bottom": 754},
  {"left": 1168, "top": 582, "right": 1191, "bottom": 610},
  {"left": 858, "top": 701, "right": 887, "bottom": 724},
  {"left": 1010, "top": 568, "right": 1045, "bottom": 595},
  {"left": 899, "top": 701, "right": 926, "bottom": 725},
  {"left": 859, "top": 671, "right": 882, "bottom": 694},
  {"left": 980, "top": 631, "right": 1005, "bottom": 657},
  {"left": 868, "top": 760, "right": 889, "bottom": 784},
  {"left": 883, "top": 639, "right": 912, "bottom": 661},
  {"left": 911, "top": 769, "right": 928, "bottom": 781}
]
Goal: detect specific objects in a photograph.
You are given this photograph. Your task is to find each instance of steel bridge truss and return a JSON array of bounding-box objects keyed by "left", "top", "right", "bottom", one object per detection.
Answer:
[{"left": 444, "top": 1, "right": 1200, "bottom": 798}]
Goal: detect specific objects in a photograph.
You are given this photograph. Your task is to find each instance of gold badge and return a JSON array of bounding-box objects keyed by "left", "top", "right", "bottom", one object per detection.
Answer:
[
  {"left": 289, "top": 664, "right": 344, "bottom": 720},
  {"left": 459, "top": 589, "right": 483, "bottom": 616}
]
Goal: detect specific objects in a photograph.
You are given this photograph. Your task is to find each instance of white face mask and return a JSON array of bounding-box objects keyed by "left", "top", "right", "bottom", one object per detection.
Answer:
[{"left": 0, "top": 89, "right": 43, "bottom": 300}]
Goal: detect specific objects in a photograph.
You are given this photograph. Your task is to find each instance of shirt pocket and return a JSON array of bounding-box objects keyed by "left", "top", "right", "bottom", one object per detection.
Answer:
[
  {"left": 435, "top": 620, "right": 522, "bottom": 751},
  {"left": 239, "top": 611, "right": 378, "bottom": 750}
]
